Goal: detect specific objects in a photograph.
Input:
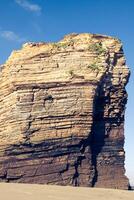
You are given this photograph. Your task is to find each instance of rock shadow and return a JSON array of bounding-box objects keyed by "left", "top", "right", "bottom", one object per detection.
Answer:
[{"left": 90, "top": 80, "right": 106, "bottom": 187}]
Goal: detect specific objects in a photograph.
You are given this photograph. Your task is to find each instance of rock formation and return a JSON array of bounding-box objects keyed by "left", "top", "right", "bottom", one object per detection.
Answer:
[{"left": 0, "top": 33, "right": 130, "bottom": 189}]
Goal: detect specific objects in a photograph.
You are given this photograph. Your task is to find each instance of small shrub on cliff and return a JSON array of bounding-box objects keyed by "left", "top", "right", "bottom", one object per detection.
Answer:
[
  {"left": 58, "top": 42, "right": 69, "bottom": 49},
  {"left": 52, "top": 41, "right": 74, "bottom": 50},
  {"left": 88, "top": 42, "right": 106, "bottom": 55},
  {"left": 51, "top": 43, "right": 68, "bottom": 49},
  {"left": 87, "top": 63, "right": 99, "bottom": 70},
  {"left": 69, "top": 70, "right": 74, "bottom": 77}
]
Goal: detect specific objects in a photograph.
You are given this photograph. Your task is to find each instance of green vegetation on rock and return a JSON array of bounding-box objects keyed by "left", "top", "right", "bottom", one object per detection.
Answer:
[
  {"left": 87, "top": 63, "right": 99, "bottom": 70},
  {"left": 53, "top": 40, "right": 74, "bottom": 49},
  {"left": 88, "top": 42, "right": 106, "bottom": 55}
]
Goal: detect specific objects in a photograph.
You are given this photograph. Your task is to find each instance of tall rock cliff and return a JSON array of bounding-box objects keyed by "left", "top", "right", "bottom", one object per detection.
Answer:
[{"left": 0, "top": 33, "right": 130, "bottom": 189}]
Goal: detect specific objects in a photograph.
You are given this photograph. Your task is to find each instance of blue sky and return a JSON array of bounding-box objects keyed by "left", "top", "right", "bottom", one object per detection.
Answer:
[{"left": 0, "top": 0, "right": 133, "bottom": 185}]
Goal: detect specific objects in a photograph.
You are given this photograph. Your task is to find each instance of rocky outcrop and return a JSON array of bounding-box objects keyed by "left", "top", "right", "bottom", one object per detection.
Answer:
[{"left": 0, "top": 33, "right": 130, "bottom": 189}]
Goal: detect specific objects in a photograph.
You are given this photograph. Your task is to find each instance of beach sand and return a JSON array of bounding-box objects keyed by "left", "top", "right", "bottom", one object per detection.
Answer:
[{"left": 0, "top": 183, "right": 133, "bottom": 200}]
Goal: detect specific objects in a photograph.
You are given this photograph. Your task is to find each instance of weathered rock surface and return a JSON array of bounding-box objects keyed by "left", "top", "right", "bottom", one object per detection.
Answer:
[{"left": 0, "top": 33, "right": 130, "bottom": 189}]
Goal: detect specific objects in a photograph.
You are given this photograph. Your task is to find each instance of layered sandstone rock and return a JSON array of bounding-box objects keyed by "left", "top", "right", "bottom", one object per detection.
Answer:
[{"left": 0, "top": 33, "right": 130, "bottom": 189}]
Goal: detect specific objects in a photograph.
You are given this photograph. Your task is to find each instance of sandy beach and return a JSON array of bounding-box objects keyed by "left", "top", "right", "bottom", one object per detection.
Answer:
[{"left": 0, "top": 183, "right": 133, "bottom": 200}]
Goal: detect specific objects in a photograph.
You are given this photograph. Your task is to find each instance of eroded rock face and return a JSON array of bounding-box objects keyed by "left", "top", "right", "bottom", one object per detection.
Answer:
[{"left": 0, "top": 33, "right": 130, "bottom": 189}]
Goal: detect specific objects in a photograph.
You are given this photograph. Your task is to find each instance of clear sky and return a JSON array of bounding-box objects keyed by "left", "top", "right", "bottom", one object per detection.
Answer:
[{"left": 0, "top": 0, "right": 133, "bottom": 185}]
